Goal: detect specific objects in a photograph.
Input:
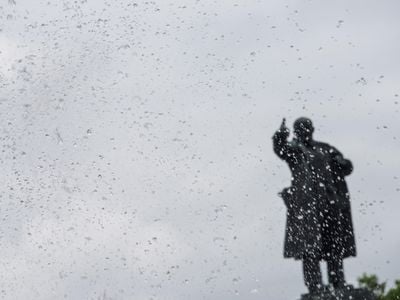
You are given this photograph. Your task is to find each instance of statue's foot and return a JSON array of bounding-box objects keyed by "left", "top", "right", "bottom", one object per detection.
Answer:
[{"left": 301, "top": 285, "right": 329, "bottom": 300}]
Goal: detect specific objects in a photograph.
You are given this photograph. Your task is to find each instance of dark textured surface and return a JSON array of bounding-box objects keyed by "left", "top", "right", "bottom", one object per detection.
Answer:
[
  {"left": 300, "top": 286, "right": 377, "bottom": 300},
  {"left": 273, "top": 119, "right": 356, "bottom": 260},
  {"left": 273, "top": 118, "right": 357, "bottom": 291}
]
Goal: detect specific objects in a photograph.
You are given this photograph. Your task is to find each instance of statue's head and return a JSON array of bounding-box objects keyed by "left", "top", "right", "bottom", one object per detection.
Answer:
[{"left": 294, "top": 117, "right": 314, "bottom": 142}]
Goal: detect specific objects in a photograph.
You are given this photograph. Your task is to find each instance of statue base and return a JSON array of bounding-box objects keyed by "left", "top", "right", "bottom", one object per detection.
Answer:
[{"left": 300, "top": 285, "right": 376, "bottom": 300}]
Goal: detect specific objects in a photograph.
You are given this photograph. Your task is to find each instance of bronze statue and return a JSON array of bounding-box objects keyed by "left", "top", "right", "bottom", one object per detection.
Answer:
[{"left": 272, "top": 117, "right": 356, "bottom": 295}]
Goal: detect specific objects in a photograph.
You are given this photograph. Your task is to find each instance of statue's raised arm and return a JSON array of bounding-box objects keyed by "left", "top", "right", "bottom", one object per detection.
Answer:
[{"left": 272, "top": 118, "right": 297, "bottom": 161}]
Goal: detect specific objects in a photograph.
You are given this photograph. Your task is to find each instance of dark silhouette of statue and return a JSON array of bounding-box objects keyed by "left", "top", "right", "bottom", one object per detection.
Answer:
[{"left": 272, "top": 117, "right": 357, "bottom": 296}]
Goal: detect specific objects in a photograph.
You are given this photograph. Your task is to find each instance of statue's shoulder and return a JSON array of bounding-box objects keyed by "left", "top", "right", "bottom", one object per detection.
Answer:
[
  {"left": 313, "top": 140, "right": 330, "bottom": 148},
  {"left": 288, "top": 140, "right": 303, "bottom": 152},
  {"left": 312, "top": 141, "right": 338, "bottom": 154}
]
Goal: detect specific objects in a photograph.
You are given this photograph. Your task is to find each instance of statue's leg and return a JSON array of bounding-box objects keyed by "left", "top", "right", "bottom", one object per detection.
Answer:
[
  {"left": 303, "top": 256, "right": 322, "bottom": 293},
  {"left": 327, "top": 257, "right": 345, "bottom": 288}
]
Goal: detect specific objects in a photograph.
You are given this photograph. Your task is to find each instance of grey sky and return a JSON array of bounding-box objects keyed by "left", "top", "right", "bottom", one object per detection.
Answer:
[{"left": 0, "top": 0, "right": 399, "bottom": 299}]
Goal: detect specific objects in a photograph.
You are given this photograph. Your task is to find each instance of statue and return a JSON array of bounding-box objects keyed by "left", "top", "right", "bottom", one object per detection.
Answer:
[{"left": 273, "top": 118, "right": 375, "bottom": 300}]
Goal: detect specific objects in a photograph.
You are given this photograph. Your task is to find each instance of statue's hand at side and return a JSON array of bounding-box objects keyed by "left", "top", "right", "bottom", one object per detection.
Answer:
[
  {"left": 333, "top": 154, "right": 353, "bottom": 176},
  {"left": 279, "top": 187, "right": 293, "bottom": 207}
]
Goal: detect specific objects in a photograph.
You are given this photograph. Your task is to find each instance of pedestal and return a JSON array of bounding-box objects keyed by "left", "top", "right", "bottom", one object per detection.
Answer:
[{"left": 300, "top": 285, "right": 377, "bottom": 300}]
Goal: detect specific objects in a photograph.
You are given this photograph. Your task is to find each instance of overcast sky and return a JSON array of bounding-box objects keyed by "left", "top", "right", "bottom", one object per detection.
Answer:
[{"left": 0, "top": 0, "right": 399, "bottom": 299}]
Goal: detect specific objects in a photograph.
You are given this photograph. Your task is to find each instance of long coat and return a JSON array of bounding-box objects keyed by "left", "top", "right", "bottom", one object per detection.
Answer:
[{"left": 273, "top": 130, "right": 356, "bottom": 260}]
